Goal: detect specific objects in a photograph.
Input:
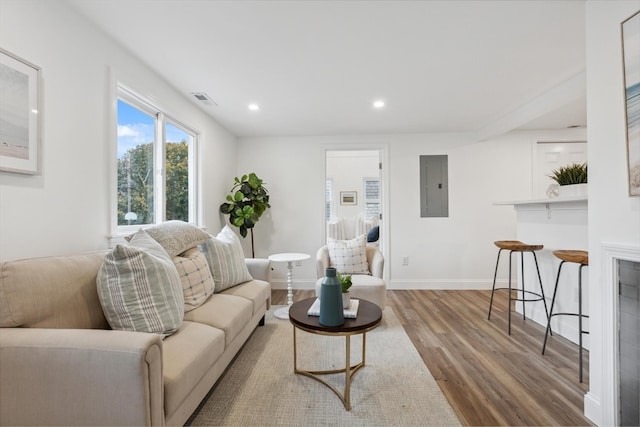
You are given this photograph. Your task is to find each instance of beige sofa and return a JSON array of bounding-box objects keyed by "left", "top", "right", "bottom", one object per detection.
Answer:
[{"left": 0, "top": 250, "right": 271, "bottom": 426}]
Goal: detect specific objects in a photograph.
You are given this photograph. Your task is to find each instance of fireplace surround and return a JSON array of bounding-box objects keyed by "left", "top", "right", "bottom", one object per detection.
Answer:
[{"left": 592, "top": 243, "right": 640, "bottom": 426}]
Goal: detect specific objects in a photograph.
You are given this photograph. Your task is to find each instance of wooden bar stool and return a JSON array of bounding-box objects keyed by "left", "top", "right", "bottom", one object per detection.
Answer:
[
  {"left": 542, "top": 250, "right": 589, "bottom": 382},
  {"left": 488, "top": 240, "right": 550, "bottom": 335}
]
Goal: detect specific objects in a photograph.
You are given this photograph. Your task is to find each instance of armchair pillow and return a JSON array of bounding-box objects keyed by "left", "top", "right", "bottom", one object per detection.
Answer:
[
  {"left": 97, "top": 229, "right": 184, "bottom": 336},
  {"left": 200, "top": 225, "right": 253, "bottom": 292},
  {"left": 327, "top": 234, "right": 369, "bottom": 275}
]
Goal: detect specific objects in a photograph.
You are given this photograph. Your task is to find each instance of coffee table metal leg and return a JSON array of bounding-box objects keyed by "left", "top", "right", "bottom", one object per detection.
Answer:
[{"left": 292, "top": 326, "right": 367, "bottom": 411}]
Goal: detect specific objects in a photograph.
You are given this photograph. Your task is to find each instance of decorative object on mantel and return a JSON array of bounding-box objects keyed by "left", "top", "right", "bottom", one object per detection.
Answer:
[
  {"left": 548, "top": 162, "right": 588, "bottom": 198},
  {"left": 621, "top": 10, "right": 640, "bottom": 197},
  {"left": 0, "top": 48, "right": 41, "bottom": 175},
  {"left": 219, "top": 172, "right": 270, "bottom": 257},
  {"left": 338, "top": 272, "right": 352, "bottom": 307},
  {"left": 319, "top": 267, "right": 344, "bottom": 326}
]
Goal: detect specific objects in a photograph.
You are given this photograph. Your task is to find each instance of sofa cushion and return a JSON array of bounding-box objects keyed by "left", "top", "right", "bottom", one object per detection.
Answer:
[
  {"left": 126, "top": 220, "right": 210, "bottom": 257},
  {"left": 173, "top": 247, "right": 215, "bottom": 312},
  {"left": 327, "top": 234, "right": 369, "bottom": 274},
  {"left": 0, "top": 252, "right": 109, "bottom": 328},
  {"left": 220, "top": 279, "right": 271, "bottom": 315},
  {"left": 162, "top": 321, "right": 225, "bottom": 420},
  {"left": 97, "top": 230, "right": 184, "bottom": 336},
  {"left": 200, "top": 226, "right": 253, "bottom": 292},
  {"left": 183, "top": 294, "right": 253, "bottom": 347}
]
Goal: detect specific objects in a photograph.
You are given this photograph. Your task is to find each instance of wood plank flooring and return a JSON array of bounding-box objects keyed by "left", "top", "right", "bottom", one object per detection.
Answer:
[{"left": 272, "top": 289, "right": 593, "bottom": 426}]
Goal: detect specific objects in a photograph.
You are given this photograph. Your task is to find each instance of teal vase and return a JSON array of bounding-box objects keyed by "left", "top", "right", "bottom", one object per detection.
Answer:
[{"left": 319, "top": 267, "right": 344, "bottom": 326}]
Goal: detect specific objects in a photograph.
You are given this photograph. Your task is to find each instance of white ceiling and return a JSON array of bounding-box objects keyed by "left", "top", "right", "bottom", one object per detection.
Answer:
[{"left": 66, "top": 0, "right": 587, "bottom": 139}]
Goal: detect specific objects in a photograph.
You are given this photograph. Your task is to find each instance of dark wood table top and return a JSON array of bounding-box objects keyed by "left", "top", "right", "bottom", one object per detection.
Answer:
[{"left": 289, "top": 297, "right": 382, "bottom": 334}]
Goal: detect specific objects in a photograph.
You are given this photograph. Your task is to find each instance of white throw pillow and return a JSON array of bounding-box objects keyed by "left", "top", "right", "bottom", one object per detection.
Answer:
[
  {"left": 200, "top": 225, "right": 253, "bottom": 292},
  {"left": 97, "top": 229, "right": 184, "bottom": 336},
  {"left": 125, "top": 220, "right": 210, "bottom": 257},
  {"left": 173, "top": 247, "right": 215, "bottom": 312},
  {"left": 327, "top": 234, "right": 369, "bottom": 275}
]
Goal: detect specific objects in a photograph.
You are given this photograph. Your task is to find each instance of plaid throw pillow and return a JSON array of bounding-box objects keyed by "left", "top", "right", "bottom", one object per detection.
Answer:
[
  {"left": 173, "top": 247, "right": 215, "bottom": 312},
  {"left": 327, "top": 234, "right": 369, "bottom": 275}
]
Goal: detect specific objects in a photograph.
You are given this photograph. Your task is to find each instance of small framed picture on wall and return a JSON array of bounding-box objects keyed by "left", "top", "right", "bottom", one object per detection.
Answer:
[{"left": 340, "top": 191, "right": 357, "bottom": 205}]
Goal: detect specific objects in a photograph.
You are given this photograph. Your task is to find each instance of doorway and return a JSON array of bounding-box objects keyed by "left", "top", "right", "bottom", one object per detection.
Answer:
[{"left": 324, "top": 149, "right": 385, "bottom": 253}]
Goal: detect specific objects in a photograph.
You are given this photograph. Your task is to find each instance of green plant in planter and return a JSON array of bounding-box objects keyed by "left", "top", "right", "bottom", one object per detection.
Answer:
[
  {"left": 337, "top": 273, "right": 352, "bottom": 293},
  {"left": 548, "top": 162, "right": 588, "bottom": 186},
  {"left": 219, "top": 172, "right": 270, "bottom": 257}
]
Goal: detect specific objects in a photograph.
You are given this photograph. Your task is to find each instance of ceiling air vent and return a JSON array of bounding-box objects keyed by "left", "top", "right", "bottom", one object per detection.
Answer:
[{"left": 191, "top": 92, "right": 217, "bottom": 106}]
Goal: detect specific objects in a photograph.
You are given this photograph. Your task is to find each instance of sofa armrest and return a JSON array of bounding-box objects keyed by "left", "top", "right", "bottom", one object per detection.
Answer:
[
  {"left": 245, "top": 258, "right": 271, "bottom": 282},
  {"left": 0, "top": 328, "right": 163, "bottom": 426}
]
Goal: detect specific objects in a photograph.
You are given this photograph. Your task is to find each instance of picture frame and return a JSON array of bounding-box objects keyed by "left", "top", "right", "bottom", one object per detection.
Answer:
[
  {"left": 622, "top": 11, "right": 640, "bottom": 196},
  {"left": 340, "top": 191, "right": 357, "bottom": 205},
  {"left": 0, "top": 48, "right": 41, "bottom": 175}
]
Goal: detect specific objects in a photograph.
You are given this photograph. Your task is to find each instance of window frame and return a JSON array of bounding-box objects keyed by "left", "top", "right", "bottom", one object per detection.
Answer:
[{"left": 112, "top": 84, "right": 199, "bottom": 237}]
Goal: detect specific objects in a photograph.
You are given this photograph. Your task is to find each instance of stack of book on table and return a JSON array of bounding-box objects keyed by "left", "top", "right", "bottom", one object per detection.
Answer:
[{"left": 307, "top": 298, "right": 360, "bottom": 319}]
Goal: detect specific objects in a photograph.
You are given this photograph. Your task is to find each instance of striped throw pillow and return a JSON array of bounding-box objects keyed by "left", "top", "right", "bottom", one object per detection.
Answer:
[
  {"left": 97, "top": 229, "right": 184, "bottom": 336},
  {"left": 200, "top": 225, "right": 253, "bottom": 292}
]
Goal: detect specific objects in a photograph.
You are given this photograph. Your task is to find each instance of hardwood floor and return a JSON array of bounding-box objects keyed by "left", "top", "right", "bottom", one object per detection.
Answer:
[{"left": 271, "top": 289, "right": 593, "bottom": 426}]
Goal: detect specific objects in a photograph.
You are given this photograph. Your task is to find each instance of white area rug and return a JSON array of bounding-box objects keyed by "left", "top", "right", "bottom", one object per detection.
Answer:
[{"left": 188, "top": 306, "right": 460, "bottom": 426}]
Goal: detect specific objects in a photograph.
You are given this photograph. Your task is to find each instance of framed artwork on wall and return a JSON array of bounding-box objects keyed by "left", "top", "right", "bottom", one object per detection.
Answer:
[
  {"left": 0, "top": 48, "right": 41, "bottom": 175},
  {"left": 622, "top": 11, "right": 640, "bottom": 196},
  {"left": 340, "top": 191, "right": 357, "bottom": 205}
]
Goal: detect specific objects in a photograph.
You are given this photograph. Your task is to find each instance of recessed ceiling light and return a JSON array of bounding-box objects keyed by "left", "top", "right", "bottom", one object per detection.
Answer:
[
  {"left": 248, "top": 103, "right": 260, "bottom": 111},
  {"left": 373, "top": 100, "right": 385, "bottom": 109}
]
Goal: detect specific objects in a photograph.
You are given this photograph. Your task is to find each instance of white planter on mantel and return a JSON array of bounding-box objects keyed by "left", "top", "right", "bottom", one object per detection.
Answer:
[{"left": 558, "top": 183, "right": 588, "bottom": 198}]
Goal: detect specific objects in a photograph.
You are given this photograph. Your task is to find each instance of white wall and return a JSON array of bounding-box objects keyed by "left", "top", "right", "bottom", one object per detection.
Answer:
[
  {"left": 238, "top": 128, "right": 587, "bottom": 289},
  {"left": 585, "top": 1, "right": 640, "bottom": 425},
  {"left": 0, "top": 0, "right": 237, "bottom": 261},
  {"left": 326, "top": 150, "right": 379, "bottom": 221}
]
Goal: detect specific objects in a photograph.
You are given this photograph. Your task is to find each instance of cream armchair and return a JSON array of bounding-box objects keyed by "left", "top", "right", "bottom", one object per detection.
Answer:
[{"left": 315, "top": 245, "right": 387, "bottom": 308}]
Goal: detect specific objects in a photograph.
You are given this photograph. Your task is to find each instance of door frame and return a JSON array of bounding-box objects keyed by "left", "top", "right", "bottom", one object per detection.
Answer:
[{"left": 322, "top": 143, "right": 390, "bottom": 284}]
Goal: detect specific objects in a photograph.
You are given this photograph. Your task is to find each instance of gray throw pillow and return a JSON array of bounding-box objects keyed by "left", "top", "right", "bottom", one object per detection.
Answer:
[{"left": 125, "top": 220, "right": 211, "bottom": 257}]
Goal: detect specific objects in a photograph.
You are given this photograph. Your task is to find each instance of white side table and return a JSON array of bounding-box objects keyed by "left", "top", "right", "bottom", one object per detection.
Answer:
[{"left": 268, "top": 252, "right": 311, "bottom": 320}]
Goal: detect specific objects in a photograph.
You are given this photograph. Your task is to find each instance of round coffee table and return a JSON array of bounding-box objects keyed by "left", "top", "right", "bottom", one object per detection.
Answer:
[{"left": 288, "top": 297, "right": 382, "bottom": 410}]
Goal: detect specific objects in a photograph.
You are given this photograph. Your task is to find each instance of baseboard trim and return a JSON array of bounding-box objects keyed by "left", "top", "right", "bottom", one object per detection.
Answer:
[
  {"left": 388, "top": 280, "right": 493, "bottom": 290},
  {"left": 583, "top": 392, "right": 601, "bottom": 426},
  {"left": 270, "top": 279, "right": 495, "bottom": 291}
]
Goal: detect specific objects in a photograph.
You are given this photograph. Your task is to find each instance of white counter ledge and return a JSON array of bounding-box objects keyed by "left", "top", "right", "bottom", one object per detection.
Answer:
[{"left": 494, "top": 196, "right": 587, "bottom": 206}]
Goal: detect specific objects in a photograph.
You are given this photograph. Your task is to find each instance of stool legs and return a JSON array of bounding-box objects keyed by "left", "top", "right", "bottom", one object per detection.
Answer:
[
  {"left": 488, "top": 248, "right": 549, "bottom": 335},
  {"left": 542, "top": 261, "right": 589, "bottom": 382},
  {"left": 488, "top": 248, "right": 504, "bottom": 321},
  {"left": 542, "top": 261, "right": 564, "bottom": 355}
]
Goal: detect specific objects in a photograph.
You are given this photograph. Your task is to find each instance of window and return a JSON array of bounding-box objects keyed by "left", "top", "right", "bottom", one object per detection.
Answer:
[
  {"left": 116, "top": 85, "right": 197, "bottom": 231},
  {"left": 363, "top": 178, "right": 380, "bottom": 219},
  {"left": 325, "top": 178, "right": 333, "bottom": 221}
]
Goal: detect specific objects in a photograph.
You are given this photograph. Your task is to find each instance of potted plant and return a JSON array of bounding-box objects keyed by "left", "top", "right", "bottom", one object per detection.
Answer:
[
  {"left": 219, "top": 173, "right": 270, "bottom": 257},
  {"left": 548, "top": 162, "right": 588, "bottom": 198},
  {"left": 337, "top": 272, "right": 352, "bottom": 308}
]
